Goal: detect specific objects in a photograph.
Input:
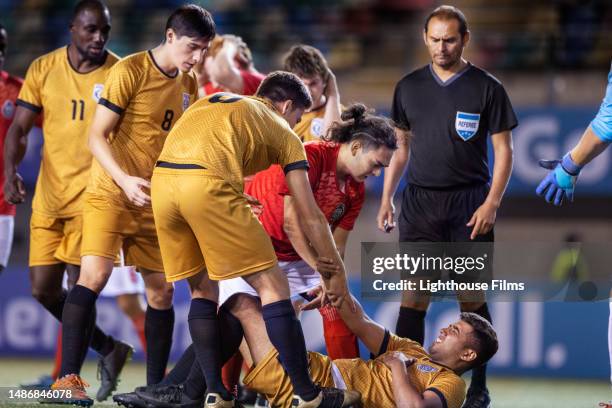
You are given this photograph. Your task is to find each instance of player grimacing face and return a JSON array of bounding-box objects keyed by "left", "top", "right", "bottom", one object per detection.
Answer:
[
  {"left": 0, "top": 28, "right": 7, "bottom": 71},
  {"left": 299, "top": 75, "right": 326, "bottom": 109},
  {"left": 347, "top": 143, "right": 394, "bottom": 182},
  {"left": 423, "top": 17, "right": 469, "bottom": 70},
  {"left": 167, "top": 30, "right": 211, "bottom": 73},
  {"left": 70, "top": 8, "right": 111, "bottom": 62},
  {"left": 428, "top": 320, "right": 477, "bottom": 365}
]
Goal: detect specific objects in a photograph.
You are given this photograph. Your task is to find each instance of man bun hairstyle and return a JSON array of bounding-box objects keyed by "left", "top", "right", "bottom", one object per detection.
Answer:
[
  {"left": 460, "top": 312, "right": 498, "bottom": 368},
  {"left": 324, "top": 103, "right": 398, "bottom": 152},
  {"left": 256, "top": 71, "right": 312, "bottom": 110},
  {"left": 283, "top": 44, "right": 330, "bottom": 83},
  {"left": 166, "top": 4, "right": 215, "bottom": 40},
  {"left": 424, "top": 5, "right": 468, "bottom": 37}
]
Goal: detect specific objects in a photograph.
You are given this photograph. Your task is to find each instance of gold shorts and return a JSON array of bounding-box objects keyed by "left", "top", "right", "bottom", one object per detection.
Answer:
[
  {"left": 81, "top": 193, "right": 164, "bottom": 272},
  {"left": 243, "top": 349, "right": 335, "bottom": 408},
  {"left": 151, "top": 168, "right": 277, "bottom": 282},
  {"left": 29, "top": 212, "right": 82, "bottom": 266}
]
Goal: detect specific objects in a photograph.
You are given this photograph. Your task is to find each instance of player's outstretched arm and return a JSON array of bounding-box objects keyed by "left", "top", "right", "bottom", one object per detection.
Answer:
[
  {"left": 377, "top": 128, "right": 410, "bottom": 232},
  {"left": 88, "top": 105, "right": 150, "bottom": 206},
  {"left": 283, "top": 194, "right": 320, "bottom": 270},
  {"left": 284, "top": 168, "right": 354, "bottom": 309},
  {"left": 4, "top": 107, "right": 38, "bottom": 204},
  {"left": 208, "top": 40, "right": 243, "bottom": 94},
  {"left": 381, "top": 352, "right": 444, "bottom": 408}
]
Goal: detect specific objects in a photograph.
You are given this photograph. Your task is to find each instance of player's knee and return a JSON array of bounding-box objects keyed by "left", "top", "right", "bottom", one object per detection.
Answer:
[
  {"left": 146, "top": 284, "right": 174, "bottom": 309},
  {"left": 31, "top": 287, "right": 61, "bottom": 307}
]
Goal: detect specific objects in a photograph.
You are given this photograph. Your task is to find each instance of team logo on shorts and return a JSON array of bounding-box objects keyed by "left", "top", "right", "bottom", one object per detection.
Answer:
[
  {"left": 1, "top": 100, "right": 15, "bottom": 119},
  {"left": 416, "top": 364, "right": 438, "bottom": 373},
  {"left": 330, "top": 203, "right": 346, "bottom": 225},
  {"left": 92, "top": 84, "right": 104, "bottom": 102},
  {"left": 182, "top": 93, "right": 190, "bottom": 111},
  {"left": 310, "top": 118, "right": 324, "bottom": 138},
  {"left": 455, "top": 111, "right": 480, "bottom": 141}
]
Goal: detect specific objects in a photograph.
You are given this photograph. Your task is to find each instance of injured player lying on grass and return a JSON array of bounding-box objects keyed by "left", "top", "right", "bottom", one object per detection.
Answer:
[{"left": 116, "top": 258, "right": 498, "bottom": 408}]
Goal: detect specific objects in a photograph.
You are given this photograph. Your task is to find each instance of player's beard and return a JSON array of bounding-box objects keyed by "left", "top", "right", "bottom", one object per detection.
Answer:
[{"left": 77, "top": 43, "right": 106, "bottom": 64}]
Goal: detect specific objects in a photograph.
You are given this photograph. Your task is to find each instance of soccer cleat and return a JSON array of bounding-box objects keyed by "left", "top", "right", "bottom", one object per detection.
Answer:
[
  {"left": 19, "top": 374, "right": 54, "bottom": 390},
  {"left": 204, "top": 392, "right": 245, "bottom": 408},
  {"left": 136, "top": 384, "right": 203, "bottom": 408},
  {"left": 461, "top": 386, "right": 491, "bottom": 408},
  {"left": 39, "top": 374, "right": 94, "bottom": 406},
  {"left": 112, "top": 391, "right": 149, "bottom": 408},
  {"left": 96, "top": 339, "right": 134, "bottom": 401},
  {"left": 290, "top": 388, "right": 361, "bottom": 408}
]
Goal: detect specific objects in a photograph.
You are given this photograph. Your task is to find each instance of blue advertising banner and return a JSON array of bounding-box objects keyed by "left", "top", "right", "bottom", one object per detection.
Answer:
[{"left": 0, "top": 266, "right": 607, "bottom": 379}]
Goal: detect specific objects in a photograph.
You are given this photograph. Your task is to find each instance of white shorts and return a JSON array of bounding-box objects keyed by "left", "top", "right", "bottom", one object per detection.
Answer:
[
  {"left": 61, "top": 265, "right": 145, "bottom": 297},
  {"left": 0, "top": 215, "right": 14, "bottom": 267},
  {"left": 218, "top": 259, "right": 321, "bottom": 305}
]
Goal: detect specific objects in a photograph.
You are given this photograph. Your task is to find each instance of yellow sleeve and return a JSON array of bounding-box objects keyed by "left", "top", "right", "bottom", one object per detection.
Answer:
[
  {"left": 98, "top": 60, "right": 139, "bottom": 114},
  {"left": 276, "top": 125, "right": 307, "bottom": 172},
  {"left": 426, "top": 372, "right": 466, "bottom": 408},
  {"left": 16, "top": 57, "right": 44, "bottom": 113},
  {"left": 386, "top": 333, "right": 428, "bottom": 358}
]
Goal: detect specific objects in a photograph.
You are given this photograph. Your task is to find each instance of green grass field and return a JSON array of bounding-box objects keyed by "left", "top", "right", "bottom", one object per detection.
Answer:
[{"left": 0, "top": 359, "right": 610, "bottom": 408}]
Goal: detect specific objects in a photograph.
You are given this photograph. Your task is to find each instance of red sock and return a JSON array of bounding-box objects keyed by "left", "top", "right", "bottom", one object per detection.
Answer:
[
  {"left": 319, "top": 304, "right": 359, "bottom": 360},
  {"left": 51, "top": 329, "right": 62, "bottom": 380},
  {"left": 131, "top": 313, "right": 147, "bottom": 354},
  {"left": 222, "top": 352, "right": 243, "bottom": 393}
]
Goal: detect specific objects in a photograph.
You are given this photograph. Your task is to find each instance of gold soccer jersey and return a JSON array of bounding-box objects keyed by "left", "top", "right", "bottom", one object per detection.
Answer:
[
  {"left": 293, "top": 104, "right": 326, "bottom": 142},
  {"left": 87, "top": 50, "right": 198, "bottom": 205},
  {"left": 157, "top": 93, "right": 307, "bottom": 192},
  {"left": 16, "top": 47, "right": 119, "bottom": 217}
]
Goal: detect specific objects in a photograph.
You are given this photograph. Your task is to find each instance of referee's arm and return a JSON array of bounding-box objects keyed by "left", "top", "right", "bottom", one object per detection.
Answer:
[
  {"left": 467, "top": 130, "right": 513, "bottom": 239},
  {"left": 377, "top": 127, "right": 411, "bottom": 232}
]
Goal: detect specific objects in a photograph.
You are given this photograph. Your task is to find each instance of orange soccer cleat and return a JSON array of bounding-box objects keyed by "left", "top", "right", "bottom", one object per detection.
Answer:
[{"left": 40, "top": 374, "right": 94, "bottom": 406}]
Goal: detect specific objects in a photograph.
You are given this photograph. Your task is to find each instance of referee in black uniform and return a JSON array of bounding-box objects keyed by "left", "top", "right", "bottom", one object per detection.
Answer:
[{"left": 377, "top": 6, "right": 517, "bottom": 408}]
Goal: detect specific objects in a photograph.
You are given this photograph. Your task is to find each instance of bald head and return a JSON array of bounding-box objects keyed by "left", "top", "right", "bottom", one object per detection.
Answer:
[{"left": 72, "top": 0, "right": 109, "bottom": 24}]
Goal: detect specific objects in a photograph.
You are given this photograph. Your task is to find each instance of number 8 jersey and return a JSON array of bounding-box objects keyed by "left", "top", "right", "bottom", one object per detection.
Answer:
[
  {"left": 88, "top": 50, "right": 198, "bottom": 206},
  {"left": 16, "top": 47, "right": 118, "bottom": 217}
]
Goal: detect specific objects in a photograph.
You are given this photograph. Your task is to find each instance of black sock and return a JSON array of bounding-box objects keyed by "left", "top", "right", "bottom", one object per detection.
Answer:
[
  {"left": 396, "top": 306, "right": 426, "bottom": 345},
  {"left": 59, "top": 285, "right": 98, "bottom": 377},
  {"left": 469, "top": 303, "right": 492, "bottom": 390},
  {"left": 188, "top": 298, "right": 231, "bottom": 400},
  {"left": 161, "top": 344, "right": 195, "bottom": 385},
  {"left": 183, "top": 305, "right": 244, "bottom": 400},
  {"left": 145, "top": 305, "right": 175, "bottom": 385},
  {"left": 42, "top": 289, "right": 114, "bottom": 357},
  {"left": 262, "top": 299, "right": 317, "bottom": 401}
]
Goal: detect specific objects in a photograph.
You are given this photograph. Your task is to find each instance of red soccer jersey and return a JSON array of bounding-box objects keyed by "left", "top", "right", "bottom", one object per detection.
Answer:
[
  {"left": 246, "top": 141, "right": 365, "bottom": 261},
  {"left": 202, "top": 69, "right": 265, "bottom": 96},
  {"left": 0, "top": 71, "right": 23, "bottom": 216}
]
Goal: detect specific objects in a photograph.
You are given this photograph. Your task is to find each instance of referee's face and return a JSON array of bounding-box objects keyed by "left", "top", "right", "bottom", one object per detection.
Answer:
[{"left": 424, "top": 17, "right": 468, "bottom": 70}]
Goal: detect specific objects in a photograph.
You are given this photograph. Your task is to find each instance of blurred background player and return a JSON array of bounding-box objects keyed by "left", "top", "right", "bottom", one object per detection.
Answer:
[
  {"left": 197, "top": 34, "right": 264, "bottom": 97},
  {"left": 536, "top": 62, "right": 611, "bottom": 396},
  {"left": 0, "top": 23, "right": 24, "bottom": 274},
  {"left": 3, "top": 1, "right": 134, "bottom": 401},
  {"left": 150, "top": 73, "right": 357, "bottom": 408},
  {"left": 283, "top": 45, "right": 342, "bottom": 142},
  {"left": 45, "top": 5, "right": 214, "bottom": 406},
  {"left": 377, "top": 6, "right": 516, "bottom": 408}
]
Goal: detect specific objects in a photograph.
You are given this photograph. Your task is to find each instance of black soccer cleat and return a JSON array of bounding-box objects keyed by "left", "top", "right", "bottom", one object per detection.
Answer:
[
  {"left": 290, "top": 387, "right": 361, "bottom": 408},
  {"left": 461, "top": 386, "right": 492, "bottom": 408},
  {"left": 95, "top": 339, "right": 134, "bottom": 401},
  {"left": 136, "top": 384, "right": 203, "bottom": 408},
  {"left": 112, "top": 391, "right": 149, "bottom": 408}
]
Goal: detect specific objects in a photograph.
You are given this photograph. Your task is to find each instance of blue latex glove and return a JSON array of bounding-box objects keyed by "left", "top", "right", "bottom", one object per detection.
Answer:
[{"left": 535, "top": 153, "right": 582, "bottom": 206}]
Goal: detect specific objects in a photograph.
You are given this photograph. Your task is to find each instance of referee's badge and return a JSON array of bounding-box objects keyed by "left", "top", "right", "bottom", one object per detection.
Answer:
[
  {"left": 455, "top": 111, "right": 480, "bottom": 141},
  {"left": 92, "top": 84, "right": 104, "bottom": 102},
  {"left": 182, "top": 93, "right": 190, "bottom": 111}
]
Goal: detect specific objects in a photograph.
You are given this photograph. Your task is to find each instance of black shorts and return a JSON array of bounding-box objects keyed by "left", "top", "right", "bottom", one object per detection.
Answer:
[{"left": 399, "top": 183, "right": 494, "bottom": 243}]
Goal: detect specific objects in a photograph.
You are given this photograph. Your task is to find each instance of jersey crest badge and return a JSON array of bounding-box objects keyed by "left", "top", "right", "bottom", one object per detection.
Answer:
[
  {"left": 1, "top": 100, "right": 15, "bottom": 119},
  {"left": 310, "top": 118, "right": 324, "bottom": 138},
  {"left": 92, "top": 84, "right": 104, "bottom": 102},
  {"left": 455, "top": 111, "right": 480, "bottom": 141},
  {"left": 182, "top": 93, "right": 190, "bottom": 111},
  {"left": 416, "top": 364, "right": 438, "bottom": 373},
  {"left": 330, "top": 203, "right": 346, "bottom": 225}
]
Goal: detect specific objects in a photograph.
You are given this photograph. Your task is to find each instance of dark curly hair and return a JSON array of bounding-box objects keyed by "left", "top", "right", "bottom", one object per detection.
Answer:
[
  {"left": 460, "top": 312, "right": 498, "bottom": 368},
  {"left": 323, "top": 103, "right": 397, "bottom": 152}
]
